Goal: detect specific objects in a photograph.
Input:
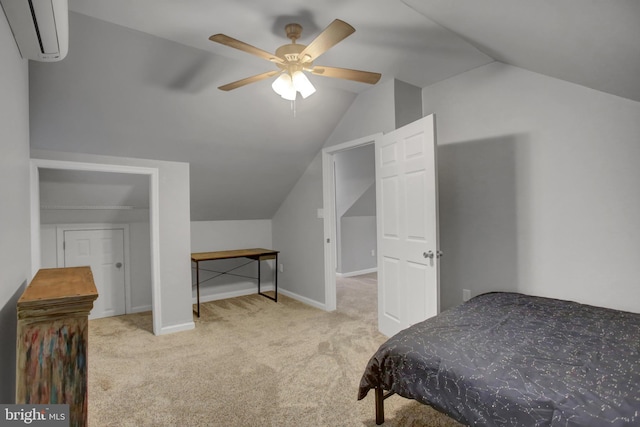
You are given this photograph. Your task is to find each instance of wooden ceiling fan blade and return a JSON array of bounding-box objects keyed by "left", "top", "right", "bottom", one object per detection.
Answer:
[
  {"left": 209, "top": 34, "right": 284, "bottom": 64},
  {"left": 311, "top": 66, "right": 381, "bottom": 85},
  {"left": 218, "top": 70, "right": 280, "bottom": 91},
  {"left": 299, "top": 19, "right": 355, "bottom": 62}
]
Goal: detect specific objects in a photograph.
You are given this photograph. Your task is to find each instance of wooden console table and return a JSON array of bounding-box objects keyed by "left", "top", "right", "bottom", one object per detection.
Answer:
[
  {"left": 16, "top": 267, "right": 98, "bottom": 427},
  {"left": 191, "top": 248, "right": 279, "bottom": 317}
]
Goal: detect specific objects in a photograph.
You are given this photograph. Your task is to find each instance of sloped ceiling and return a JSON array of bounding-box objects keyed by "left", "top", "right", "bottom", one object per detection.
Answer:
[
  {"left": 30, "top": 1, "right": 639, "bottom": 221},
  {"left": 402, "top": 0, "right": 640, "bottom": 102},
  {"left": 39, "top": 169, "right": 149, "bottom": 209},
  {"left": 65, "top": 0, "right": 493, "bottom": 91}
]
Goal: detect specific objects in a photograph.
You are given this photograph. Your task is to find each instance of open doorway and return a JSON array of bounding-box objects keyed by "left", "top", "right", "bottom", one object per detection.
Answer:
[
  {"left": 37, "top": 168, "right": 152, "bottom": 320},
  {"left": 30, "top": 158, "right": 163, "bottom": 334},
  {"left": 322, "top": 133, "right": 381, "bottom": 313}
]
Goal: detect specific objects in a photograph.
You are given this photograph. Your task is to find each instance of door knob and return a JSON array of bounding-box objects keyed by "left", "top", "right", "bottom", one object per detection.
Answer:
[
  {"left": 115, "top": 262, "right": 123, "bottom": 269},
  {"left": 423, "top": 251, "right": 434, "bottom": 259},
  {"left": 436, "top": 251, "right": 444, "bottom": 258}
]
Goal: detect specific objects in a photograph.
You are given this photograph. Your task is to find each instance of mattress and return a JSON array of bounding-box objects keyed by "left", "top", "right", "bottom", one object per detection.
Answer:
[{"left": 358, "top": 292, "right": 640, "bottom": 426}]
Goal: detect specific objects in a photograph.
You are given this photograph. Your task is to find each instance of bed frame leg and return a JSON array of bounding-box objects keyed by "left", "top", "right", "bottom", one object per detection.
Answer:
[{"left": 375, "top": 387, "right": 385, "bottom": 425}]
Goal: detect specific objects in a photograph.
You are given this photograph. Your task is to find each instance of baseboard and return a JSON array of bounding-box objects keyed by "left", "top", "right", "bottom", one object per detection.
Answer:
[
  {"left": 194, "top": 285, "right": 275, "bottom": 304},
  {"left": 158, "top": 321, "right": 195, "bottom": 335},
  {"left": 336, "top": 267, "right": 377, "bottom": 278},
  {"left": 278, "top": 288, "right": 326, "bottom": 311},
  {"left": 193, "top": 285, "right": 326, "bottom": 312},
  {"left": 129, "top": 304, "right": 152, "bottom": 314}
]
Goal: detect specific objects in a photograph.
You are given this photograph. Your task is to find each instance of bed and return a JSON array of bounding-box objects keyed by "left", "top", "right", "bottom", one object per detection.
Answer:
[{"left": 358, "top": 292, "right": 640, "bottom": 426}]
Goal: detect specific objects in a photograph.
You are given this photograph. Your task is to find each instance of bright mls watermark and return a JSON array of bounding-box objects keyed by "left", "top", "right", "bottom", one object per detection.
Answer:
[{"left": 0, "top": 405, "right": 68, "bottom": 427}]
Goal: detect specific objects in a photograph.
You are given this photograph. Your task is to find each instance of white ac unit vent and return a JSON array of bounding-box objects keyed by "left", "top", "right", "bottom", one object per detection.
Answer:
[{"left": 0, "top": 0, "right": 69, "bottom": 61}]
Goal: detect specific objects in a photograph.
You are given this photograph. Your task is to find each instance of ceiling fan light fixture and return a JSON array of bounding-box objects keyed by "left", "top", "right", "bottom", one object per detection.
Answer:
[
  {"left": 280, "top": 84, "right": 297, "bottom": 101},
  {"left": 292, "top": 71, "right": 316, "bottom": 99},
  {"left": 272, "top": 73, "right": 292, "bottom": 97}
]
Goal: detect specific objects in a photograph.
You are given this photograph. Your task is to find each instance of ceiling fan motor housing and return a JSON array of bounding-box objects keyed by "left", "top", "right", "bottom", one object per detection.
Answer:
[
  {"left": 285, "top": 23, "right": 302, "bottom": 42},
  {"left": 275, "top": 43, "right": 312, "bottom": 72}
]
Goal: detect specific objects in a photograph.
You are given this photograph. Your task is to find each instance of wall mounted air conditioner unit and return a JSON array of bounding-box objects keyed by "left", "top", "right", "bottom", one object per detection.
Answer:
[{"left": 0, "top": 0, "right": 69, "bottom": 61}]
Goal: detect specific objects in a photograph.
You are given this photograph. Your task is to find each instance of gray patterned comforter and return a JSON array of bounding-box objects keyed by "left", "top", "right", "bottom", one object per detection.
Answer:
[{"left": 358, "top": 292, "right": 640, "bottom": 426}]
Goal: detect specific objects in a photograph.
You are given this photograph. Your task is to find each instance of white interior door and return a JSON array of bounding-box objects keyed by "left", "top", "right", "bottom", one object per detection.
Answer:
[
  {"left": 64, "top": 228, "right": 126, "bottom": 319},
  {"left": 376, "top": 115, "right": 439, "bottom": 337}
]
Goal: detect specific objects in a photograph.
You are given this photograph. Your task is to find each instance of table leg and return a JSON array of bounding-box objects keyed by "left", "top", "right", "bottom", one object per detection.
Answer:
[
  {"left": 274, "top": 253, "right": 278, "bottom": 302},
  {"left": 196, "top": 260, "right": 200, "bottom": 317},
  {"left": 257, "top": 256, "right": 277, "bottom": 302},
  {"left": 258, "top": 257, "right": 261, "bottom": 295}
]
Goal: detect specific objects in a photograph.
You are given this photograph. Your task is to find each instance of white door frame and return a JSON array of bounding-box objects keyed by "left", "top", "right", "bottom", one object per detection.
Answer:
[
  {"left": 56, "top": 224, "right": 132, "bottom": 314},
  {"left": 30, "top": 159, "right": 162, "bottom": 335},
  {"left": 322, "top": 133, "right": 382, "bottom": 311}
]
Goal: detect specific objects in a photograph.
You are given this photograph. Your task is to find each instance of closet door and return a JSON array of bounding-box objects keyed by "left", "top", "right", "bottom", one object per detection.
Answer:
[{"left": 64, "top": 228, "right": 126, "bottom": 319}]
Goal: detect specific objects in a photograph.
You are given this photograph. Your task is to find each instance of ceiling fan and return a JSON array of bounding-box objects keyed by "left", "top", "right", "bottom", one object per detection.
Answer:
[{"left": 209, "top": 19, "right": 382, "bottom": 100}]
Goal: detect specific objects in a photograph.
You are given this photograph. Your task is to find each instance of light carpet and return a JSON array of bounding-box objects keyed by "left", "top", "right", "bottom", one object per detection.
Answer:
[{"left": 88, "top": 274, "right": 463, "bottom": 426}]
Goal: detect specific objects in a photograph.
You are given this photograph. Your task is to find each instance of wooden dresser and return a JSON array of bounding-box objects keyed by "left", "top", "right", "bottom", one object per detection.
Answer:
[{"left": 16, "top": 267, "right": 98, "bottom": 427}]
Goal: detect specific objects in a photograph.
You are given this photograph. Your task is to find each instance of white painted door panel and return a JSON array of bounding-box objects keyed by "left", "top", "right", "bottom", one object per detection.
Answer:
[
  {"left": 376, "top": 115, "right": 439, "bottom": 337},
  {"left": 381, "top": 256, "right": 401, "bottom": 325},
  {"left": 64, "top": 229, "right": 126, "bottom": 319}
]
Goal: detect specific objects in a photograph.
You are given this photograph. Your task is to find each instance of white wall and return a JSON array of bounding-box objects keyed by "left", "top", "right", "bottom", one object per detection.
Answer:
[
  {"left": 190, "top": 220, "right": 275, "bottom": 302},
  {"left": 0, "top": 14, "right": 31, "bottom": 403},
  {"left": 30, "top": 150, "right": 194, "bottom": 333},
  {"left": 427, "top": 62, "right": 640, "bottom": 313}
]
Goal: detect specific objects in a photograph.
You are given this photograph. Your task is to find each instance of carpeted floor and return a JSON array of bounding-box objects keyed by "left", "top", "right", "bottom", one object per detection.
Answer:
[{"left": 88, "top": 274, "right": 463, "bottom": 426}]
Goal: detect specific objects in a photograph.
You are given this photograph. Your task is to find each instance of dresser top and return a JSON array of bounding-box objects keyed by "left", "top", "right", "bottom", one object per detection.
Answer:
[{"left": 18, "top": 267, "right": 98, "bottom": 310}]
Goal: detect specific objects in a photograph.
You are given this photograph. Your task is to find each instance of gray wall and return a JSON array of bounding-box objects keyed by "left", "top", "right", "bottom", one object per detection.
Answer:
[
  {"left": 394, "top": 80, "right": 423, "bottom": 129},
  {"left": 272, "top": 79, "right": 397, "bottom": 305},
  {"left": 190, "top": 220, "right": 274, "bottom": 301},
  {"left": 274, "top": 64, "right": 640, "bottom": 316},
  {"left": 334, "top": 144, "right": 377, "bottom": 274},
  {"left": 428, "top": 61, "right": 640, "bottom": 312},
  {"left": 28, "top": 12, "right": 355, "bottom": 221},
  {"left": 340, "top": 216, "right": 377, "bottom": 274},
  {"left": 31, "top": 150, "right": 194, "bottom": 333},
  {"left": 0, "top": 14, "right": 31, "bottom": 403}
]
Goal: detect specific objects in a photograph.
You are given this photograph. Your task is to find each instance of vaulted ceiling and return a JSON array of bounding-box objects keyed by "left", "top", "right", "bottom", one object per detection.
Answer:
[{"left": 30, "top": 0, "right": 640, "bottom": 221}]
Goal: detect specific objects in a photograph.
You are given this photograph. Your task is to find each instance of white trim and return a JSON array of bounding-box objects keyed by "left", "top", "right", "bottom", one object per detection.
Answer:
[
  {"left": 158, "top": 321, "right": 195, "bottom": 335},
  {"left": 321, "top": 134, "right": 382, "bottom": 312},
  {"left": 195, "top": 286, "right": 276, "bottom": 304},
  {"left": 30, "top": 158, "right": 163, "bottom": 336},
  {"left": 42, "top": 205, "right": 136, "bottom": 210},
  {"left": 55, "top": 223, "right": 132, "bottom": 317},
  {"left": 336, "top": 267, "right": 378, "bottom": 278},
  {"left": 278, "top": 288, "right": 326, "bottom": 311},
  {"left": 30, "top": 164, "right": 41, "bottom": 279},
  {"left": 31, "top": 159, "right": 157, "bottom": 175},
  {"left": 148, "top": 168, "right": 161, "bottom": 336},
  {"left": 129, "top": 304, "right": 152, "bottom": 314}
]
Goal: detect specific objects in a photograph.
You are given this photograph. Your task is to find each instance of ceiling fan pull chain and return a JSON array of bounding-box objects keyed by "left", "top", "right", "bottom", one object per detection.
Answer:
[{"left": 291, "top": 99, "right": 296, "bottom": 118}]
